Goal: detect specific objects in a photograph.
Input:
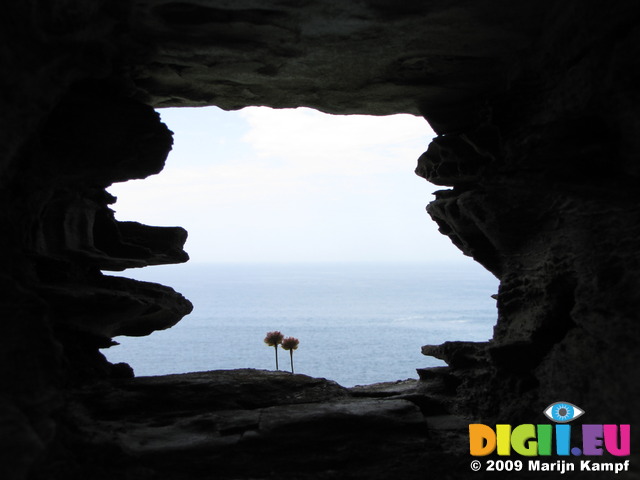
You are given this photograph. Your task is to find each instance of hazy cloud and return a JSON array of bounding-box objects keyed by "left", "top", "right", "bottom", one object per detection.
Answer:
[{"left": 108, "top": 106, "right": 466, "bottom": 263}]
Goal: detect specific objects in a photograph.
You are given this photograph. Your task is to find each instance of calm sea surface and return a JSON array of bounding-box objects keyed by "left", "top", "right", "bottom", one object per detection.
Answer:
[{"left": 103, "top": 262, "right": 499, "bottom": 387}]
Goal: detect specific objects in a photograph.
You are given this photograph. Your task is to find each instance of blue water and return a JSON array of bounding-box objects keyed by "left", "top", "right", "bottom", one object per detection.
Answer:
[{"left": 103, "top": 262, "right": 499, "bottom": 387}]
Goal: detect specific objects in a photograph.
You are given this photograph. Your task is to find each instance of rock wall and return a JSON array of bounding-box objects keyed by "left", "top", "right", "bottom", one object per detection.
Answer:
[
  {"left": 1, "top": 0, "right": 640, "bottom": 478},
  {"left": 0, "top": 5, "right": 193, "bottom": 474},
  {"left": 418, "top": 1, "right": 640, "bottom": 429}
]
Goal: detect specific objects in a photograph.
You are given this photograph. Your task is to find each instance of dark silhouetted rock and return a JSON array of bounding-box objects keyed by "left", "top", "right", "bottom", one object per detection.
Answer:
[
  {"left": 55, "top": 370, "right": 433, "bottom": 480},
  {"left": 2, "top": 0, "right": 640, "bottom": 479}
]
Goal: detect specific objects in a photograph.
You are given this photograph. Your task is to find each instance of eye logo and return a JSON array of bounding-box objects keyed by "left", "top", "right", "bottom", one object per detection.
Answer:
[{"left": 543, "top": 401, "right": 585, "bottom": 423}]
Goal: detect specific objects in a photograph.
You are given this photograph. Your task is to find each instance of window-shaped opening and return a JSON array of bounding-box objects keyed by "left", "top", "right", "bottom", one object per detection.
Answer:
[{"left": 102, "top": 107, "right": 498, "bottom": 386}]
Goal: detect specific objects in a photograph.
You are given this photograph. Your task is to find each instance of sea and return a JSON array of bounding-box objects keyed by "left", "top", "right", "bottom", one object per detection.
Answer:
[{"left": 103, "top": 261, "right": 499, "bottom": 387}]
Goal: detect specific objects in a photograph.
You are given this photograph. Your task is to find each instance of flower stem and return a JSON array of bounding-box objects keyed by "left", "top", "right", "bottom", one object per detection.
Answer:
[
  {"left": 274, "top": 345, "right": 279, "bottom": 370},
  {"left": 290, "top": 349, "right": 294, "bottom": 374}
]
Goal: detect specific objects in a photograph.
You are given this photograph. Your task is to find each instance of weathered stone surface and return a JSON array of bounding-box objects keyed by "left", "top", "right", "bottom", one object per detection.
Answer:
[
  {"left": 39, "top": 275, "right": 192, "bottom": 339},
  {"left": 75, "top": 369, "right": 349, "bottom": 416},
  {"left": 128, "top": 0, "right": 553, "bottom": 121},
  {"left": 2, "top": 0, "right": 640, "bottom": 479},
  {"left": 348, "top": 379, "right": 420, "bottom": 398},
  {"left": 421, "top": 341, "right": 489, "bottom": 370},
  {"left": 52, "top": 370, "right": 432, "bottom": 480},
  {"left": 417, "top": 3, "right": 640, "bottom": 434},
  {"left": 0, "top": 53, "right": 192, "bottom": 477}
]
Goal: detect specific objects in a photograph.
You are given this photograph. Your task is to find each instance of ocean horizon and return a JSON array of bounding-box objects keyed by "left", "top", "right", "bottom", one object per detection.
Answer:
[{"left": 103, "top": 261, "right": 499, "bottom": 387}]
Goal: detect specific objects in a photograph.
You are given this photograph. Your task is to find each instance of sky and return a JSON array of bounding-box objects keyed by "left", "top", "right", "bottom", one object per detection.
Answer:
[{"left": 107, "top": 106, "right": 468, "bottom": 264}]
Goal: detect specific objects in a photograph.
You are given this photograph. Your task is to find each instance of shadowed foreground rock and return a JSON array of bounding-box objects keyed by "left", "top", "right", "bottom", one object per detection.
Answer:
[
  {"left": 3, "top": 1, "right": 640, "bottom": 479},
  {"left": 46, "top": 370, "right": 437, "bottom": 480},
  {"left": 42, "top": 369, "right": 627, "bottom": 480}
]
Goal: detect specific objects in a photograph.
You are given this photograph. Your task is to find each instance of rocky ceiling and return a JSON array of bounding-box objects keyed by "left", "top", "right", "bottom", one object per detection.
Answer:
[
  {"left": 129, "top": 0, "right": 550, "bottom": 125},
  {"left": 2, "top": 1, "right": 640, "bottom": 479}
]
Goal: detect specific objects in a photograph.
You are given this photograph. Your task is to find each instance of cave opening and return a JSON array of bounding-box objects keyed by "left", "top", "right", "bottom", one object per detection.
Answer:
[
  {"left": 5, "top": 4, "right": 640, "bottom": 478},
  {"left": 101, "top": 106, "right": 499, "bottom": 386}
]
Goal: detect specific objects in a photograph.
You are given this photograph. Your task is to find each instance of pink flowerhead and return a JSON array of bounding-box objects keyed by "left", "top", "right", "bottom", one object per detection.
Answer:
[
  {"left": 264, "top": 331, "right": 284, "bottom": 347},
  {"left": 281, "top": 337, "right": 299, "bottom": 351}
]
